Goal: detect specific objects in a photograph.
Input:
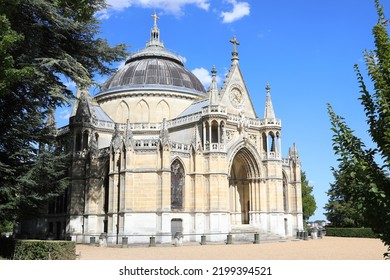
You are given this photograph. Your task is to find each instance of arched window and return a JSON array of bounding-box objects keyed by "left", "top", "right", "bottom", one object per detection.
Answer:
[
  {"left": 262, "top": 132, "right": 267, "bottom": 152},
  {"left": 220, "top": 121, "right": 225, "bottom": 144},
  {"left": 75, "top": 132, "right": 82, "bottom": 151},
  {"left": 276, "top": 132, "right": 281, "bottom": 152},
  {"left": 211, "top": 120, "right": 219, "bottom": 143},
  {"left": 171, "top": 159, "right": 185, "bottom": 210},
  {"left": 82, "top": 131, "right": 89, "bottom": 150},
  {"left": 204, "top": 121, "right": 210, "bottom": 147},
  {"left": 268, "top": 132, "right": 275, "bottom": 152}
]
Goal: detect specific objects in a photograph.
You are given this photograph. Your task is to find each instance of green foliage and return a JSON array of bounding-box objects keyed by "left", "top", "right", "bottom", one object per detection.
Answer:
[
  {"left": 13, "top": 240, "right": 76, "bottom": 260},
  {"left": 327, "top": 0, "right": 390, "bottom": 258},
  {"left": 0, "top": 220, "right": 13, "bottom": 233},
  {"left": 324, "top": 169, "right": 366, "bottom": 227},
  {"left": 325, "top": 228, "right": 378, "bottom": 239},
  {"left": 0, "top": 0, "right": 127, "bottom": 224},
  {"left": 301, "top": 171, "right": 317, "bottom": 221}
]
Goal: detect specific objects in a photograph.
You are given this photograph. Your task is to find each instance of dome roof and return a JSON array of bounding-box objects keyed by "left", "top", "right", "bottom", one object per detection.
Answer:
[{"left": 97, "top": 16, "right": 206, "bottom": 96}]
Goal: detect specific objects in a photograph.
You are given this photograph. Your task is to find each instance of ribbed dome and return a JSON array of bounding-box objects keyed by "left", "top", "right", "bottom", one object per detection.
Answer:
[
  {"left": 100, "top": 48, "right": 205, "bottom": 94},
  {"left": 98, "top": 17, "right": 206, "bottom": 96}
]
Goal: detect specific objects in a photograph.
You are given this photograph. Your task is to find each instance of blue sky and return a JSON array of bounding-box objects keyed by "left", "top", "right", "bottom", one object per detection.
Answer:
[{"left": 56, "top": 0, "right": 389, "bottom": 221}]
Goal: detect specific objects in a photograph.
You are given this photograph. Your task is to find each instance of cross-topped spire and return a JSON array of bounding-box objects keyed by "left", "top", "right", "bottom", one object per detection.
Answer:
[
  {"left": 147, "top": 11, "right": 164, "bottom": 48},
  {"left": 229, "top": 35, "right": 240, "bottom": 62},
  {"left": 152, "top": 11, "right": 159, "bottom": 27},
  {"left": 230, "top": 35, "right": 240, "bottom": 52}
]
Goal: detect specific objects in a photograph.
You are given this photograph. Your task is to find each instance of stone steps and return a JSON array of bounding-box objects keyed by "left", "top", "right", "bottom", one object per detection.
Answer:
[{"left": 230, "top": 225, "right": 283, "bottom": 243}]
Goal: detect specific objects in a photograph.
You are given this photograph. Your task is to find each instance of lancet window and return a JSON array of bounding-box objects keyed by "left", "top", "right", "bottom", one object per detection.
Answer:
[{"left": 171, "top": 159, "right": 185, "bottom": 210}]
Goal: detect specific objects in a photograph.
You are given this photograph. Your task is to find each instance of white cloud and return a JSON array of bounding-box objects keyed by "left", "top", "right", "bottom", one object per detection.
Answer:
[
  {"left": 192, "top": 67, "right": 221, "bottom": 89},
  {"left": 64, "top": 80, "right": 76, "bottom": 89},
  {"left": 59, "top": 109, "right": 71, "bottom": 120},
  {"left": 106, "top": 0, "right": 132, "bottom": 11},
  {"left": 221, "top": 0, "right": 250, "bottom": 23},
  {"left": 99, "top": 0, "right": 210, "bottom": 19}
]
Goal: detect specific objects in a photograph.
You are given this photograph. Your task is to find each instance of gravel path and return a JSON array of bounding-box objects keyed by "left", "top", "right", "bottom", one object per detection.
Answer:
[{"left": 76, "top": 237, "right": 388, "bottom": 260}]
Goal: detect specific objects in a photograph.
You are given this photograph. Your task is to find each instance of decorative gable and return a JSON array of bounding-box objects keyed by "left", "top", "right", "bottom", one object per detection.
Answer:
[{"left": 219, "top": 63, "right": 257, "bottom": 119}]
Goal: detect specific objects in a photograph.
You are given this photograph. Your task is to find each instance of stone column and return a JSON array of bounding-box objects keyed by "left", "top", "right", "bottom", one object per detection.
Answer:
[
  {"left": 203, "top": 122, "right": 206, "bottom": 148},
  {"left": 217, "top": 121, "right": 221, "bottom": 144}
]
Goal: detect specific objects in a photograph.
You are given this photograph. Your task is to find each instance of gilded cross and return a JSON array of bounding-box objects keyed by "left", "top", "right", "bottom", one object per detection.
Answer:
[
  {"left": 152, "top": 11, "right": 159, "bottom": 27},
  {"left": 229, "top": 35, "right": 240, "bottom": 53}
]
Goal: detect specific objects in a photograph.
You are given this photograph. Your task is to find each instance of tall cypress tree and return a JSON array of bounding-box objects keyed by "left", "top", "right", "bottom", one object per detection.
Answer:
[
  {"left": 0, "top": 0, "right": 127, "bottom": 225},
  {"left": 328, "top": 0, "right": 390, "bottom": 258}
]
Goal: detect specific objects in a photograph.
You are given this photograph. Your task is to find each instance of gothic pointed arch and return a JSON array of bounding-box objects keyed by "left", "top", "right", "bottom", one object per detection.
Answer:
[
  {"left": 229, "top": 146, "right": 260, "bottom": 225},
  {"left": 227, "top": 140, "right": 262, "bottom": 179},
  {"left": 268, "top": 131, "right": 276, "bottom": 152},
  {"left": 136, "top": 99, "right": 150, "bottom": 122},
  {"left": 156, "top": 99, "right": 170, "bottom": 121},
  {"left": 211, "top": 120, "right": 219, "bottom": 143},
  {"left": 171, "top": 158, "right": 185, "bottom": 210},
  {"left": 116, "top": 100, "right": 130, "bottom": 123}
]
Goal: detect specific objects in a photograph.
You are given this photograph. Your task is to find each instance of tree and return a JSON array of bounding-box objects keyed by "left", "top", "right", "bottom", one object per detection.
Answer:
[
  {"left": 324, "top": 169, "right": 366, "bottom": 227},
  {"left": 0, "top": 0, "right": 127, "bottom": 225},
  {"left": 327, "top": 0, "right": 390, "bottom": 258},
  {"left": 301, "top": 171, "right": 317, "bottom": 222}
]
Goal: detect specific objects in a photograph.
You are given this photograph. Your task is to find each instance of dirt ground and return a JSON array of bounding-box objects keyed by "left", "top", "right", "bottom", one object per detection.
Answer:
[{"left": 76, "top": 237, "right": 388, "bottom": 260}]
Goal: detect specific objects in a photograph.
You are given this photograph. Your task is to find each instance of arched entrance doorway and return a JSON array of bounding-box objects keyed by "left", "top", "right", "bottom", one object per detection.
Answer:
[{"left": 229, "top": 147, "right": 259, "bottom": 225}]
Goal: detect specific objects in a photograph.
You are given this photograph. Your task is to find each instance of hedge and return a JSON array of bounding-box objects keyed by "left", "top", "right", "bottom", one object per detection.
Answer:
[
  {"left": 0, "top": 239, "right": 76, "bottom": 260},
  {"left": 325, "top": 227, "right": 378, "bottom": 238}
]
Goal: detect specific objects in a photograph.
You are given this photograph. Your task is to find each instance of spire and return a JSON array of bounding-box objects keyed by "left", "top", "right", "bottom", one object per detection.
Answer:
[
  {"left": 147, "top": 11, "right": 164, "bottom": 48},
  {"left": 90, "top": 132, "right": 99, "bottom": 158},
  {"left": 124, "top": 119, "right": 134, "bottom": 148},
  {"left": 160, "top": 118, "right": 169, "bottom": 146},
  {"left": 111, "top": 123, "right": 122, "bottom": 152},
  {"left": 209, "top": 66, "right": 219, "bottom": 105},
  {"left": 46, "top": 107, "right": 56, "bottom": 131},
  {"left": 289, "top": 143, "right": 300, "bottom": 163},
  {"left": 263, "top": 83, "right": 276, "bottom": 119},
  {"left": 71, "top": 86, "right": 82, "bottom": 117},
  {"left": 229, "top": 35, "right": 240, "bottom": 63},
  {"left": 44, "top": 107, "right": 57, "bottom": 139}
]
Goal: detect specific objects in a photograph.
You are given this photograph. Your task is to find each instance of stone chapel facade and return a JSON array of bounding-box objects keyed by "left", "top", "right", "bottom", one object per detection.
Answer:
[{"left": 43, "top": 15, "right": 303, "bottom": 244}]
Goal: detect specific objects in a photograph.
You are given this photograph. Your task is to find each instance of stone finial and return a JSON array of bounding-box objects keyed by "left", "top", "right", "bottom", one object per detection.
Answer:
[
  {"left": 124, "top": 119, "right": 134, "bottom": 148},
  {"left": 111, "top": 123, "right": 122, "bottom": 152},
  {"left": 263, "top": 83, "right": 276, "bottom": 120},
  {"left": 209, "top": 66, "right": 219, "bottom": 105},
  {"left": 160, "top": 118, "right": 170, "bottom": 145}
]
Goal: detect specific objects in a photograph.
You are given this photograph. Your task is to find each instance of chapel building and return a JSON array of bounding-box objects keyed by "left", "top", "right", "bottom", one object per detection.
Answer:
[{"left": 44, "top": 15, "right": 303, "bottom": 244}]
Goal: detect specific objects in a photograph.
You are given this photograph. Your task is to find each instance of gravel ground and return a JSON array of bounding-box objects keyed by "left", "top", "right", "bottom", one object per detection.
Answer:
[{"left": 75, "top": 237, "right": 388, "bottom": 260}]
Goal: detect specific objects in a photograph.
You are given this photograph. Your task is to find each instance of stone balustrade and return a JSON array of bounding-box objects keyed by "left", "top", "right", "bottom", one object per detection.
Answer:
[{"left": 202, "top": 105, "right": 227, "bottom": 115}]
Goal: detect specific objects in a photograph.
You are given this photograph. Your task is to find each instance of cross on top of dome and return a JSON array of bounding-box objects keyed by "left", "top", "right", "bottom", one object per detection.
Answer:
[
  {"left": 152, "top": 11, "right": 159, "bottom": 27},
  {"left": 147, "top": 11, "right": 164, "bottom": 48}
]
